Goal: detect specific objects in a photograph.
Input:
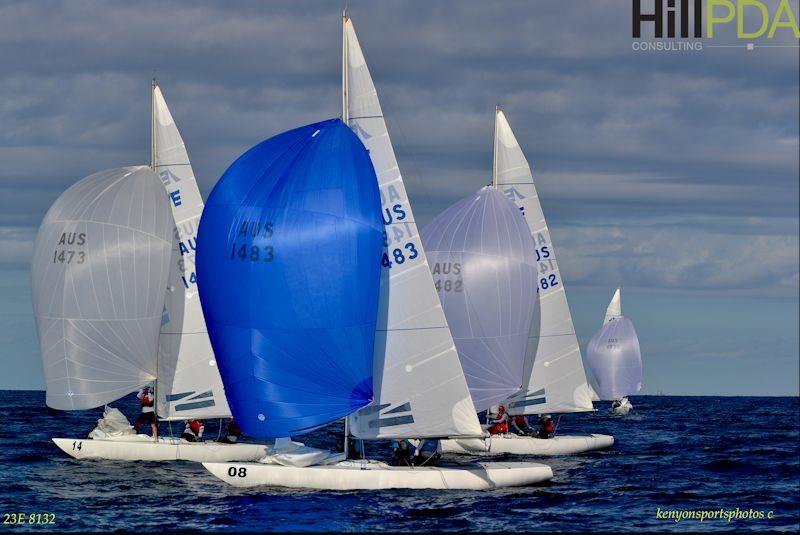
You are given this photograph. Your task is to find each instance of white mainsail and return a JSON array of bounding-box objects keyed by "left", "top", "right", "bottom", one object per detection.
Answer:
[
  {"left": 343, "top": 17, "right": 481, "bottom": 439},
  {"left": 152, "top": 82, "right": 231, "bottom": 420},
  {"left": 493, "top": 109, "right": 594, "bottom": 415},
  {"left": 604, "top": 288, "right": 622, "bottom": 324},
  {"left": 32, "top": 166, "right": 173, "bottom": 410}
]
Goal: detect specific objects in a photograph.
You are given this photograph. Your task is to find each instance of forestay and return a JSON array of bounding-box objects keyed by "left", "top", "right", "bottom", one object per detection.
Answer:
[
  {"left": 587, "top": 289, "right": 643, "bottom": 400},
  {"left": 343, "top": 17, "right": 482, "bottom": 439},
  {"left": 493, "top": 109, "right": 594, "bottom": 415},
  {"left": 32, "top": 166, "right": 173, "bottom": 410},
  {"left": 421, "top": 186, "right": 538, "bottom": 412},
  {"left": 152, "top": 83, "right": 231, "bottom": 420},
  {"left": 196, "top": 119, "right": 383, "bottom": 438}
]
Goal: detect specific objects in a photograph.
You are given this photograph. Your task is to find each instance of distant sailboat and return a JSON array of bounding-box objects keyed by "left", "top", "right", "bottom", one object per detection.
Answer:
[
  {"left": 200, "top": 14, "right": 553, "bottom": 490},
  {"left": 426, "top": 109, "right": 613, "bottom": 456},
  {"left": 39, "top": 83, "right": 265, "bottom": 462},
  {"left": 587, "top": 288, "right": 643, "bottom": 415}
]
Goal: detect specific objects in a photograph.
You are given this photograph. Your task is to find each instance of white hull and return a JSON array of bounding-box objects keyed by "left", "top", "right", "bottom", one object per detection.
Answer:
[
  {"left": 53, "top": 436, "right": 267, "bottom": 462},
  {"left": 441, "top": 434, "right": 614, "bottom": 456},
  {"left": 203, "top": 459, "right": 553, "bottom": 490}
]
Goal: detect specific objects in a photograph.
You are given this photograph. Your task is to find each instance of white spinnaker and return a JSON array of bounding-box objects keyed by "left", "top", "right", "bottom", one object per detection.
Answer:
[
  {"left": 493, "top": 110, "right": 594, "bottom": 415},
  {"left": 153, "top": 84, "right": 231, "bottom": 420},
  {"left": 604, "top": 288, "right": 622, "bottom": 324},
  {"left": 421, "top": 187, "right": 538, "bottom": 413},
  {"left": 344, "top": 17, "right": 481, "bottom": 439},
  {"left": 32, "top": 166, "right": 172, "bottom": 410}
]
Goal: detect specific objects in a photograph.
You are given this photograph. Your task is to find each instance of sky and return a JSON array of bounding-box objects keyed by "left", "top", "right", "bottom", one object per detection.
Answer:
[{"left": 0, "top": 0, "right": 797, "bottom": 395}]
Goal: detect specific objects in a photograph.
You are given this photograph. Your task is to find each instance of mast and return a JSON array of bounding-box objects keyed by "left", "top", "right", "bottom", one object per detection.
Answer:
[
  {"left": 341, "top": 11, "right": 349, "bottom": 123},
  {"left": 492, "top": 105, "right": 499, "bottom": 188},
  {"left": 150, "top": 78, "right": 159, "bottom": 440},
  {"left": 341, "top": 10, "right": 350, "bottom": 457}
]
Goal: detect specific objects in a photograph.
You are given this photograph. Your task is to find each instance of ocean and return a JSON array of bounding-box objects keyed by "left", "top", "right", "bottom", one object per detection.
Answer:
[{"left": 0, "top": 391, "right": 797, "bottom": 532}]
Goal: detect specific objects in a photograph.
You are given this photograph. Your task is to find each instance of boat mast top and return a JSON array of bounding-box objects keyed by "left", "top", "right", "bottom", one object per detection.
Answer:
[
  {"left": 492, "top": 105, "right": 500, "bottom": 188},
  {"left": 341, "top": 8, "right": 349, "bottom": 124},
  {"left": 150, "top": 78, "right": 157, "bottom": 171}
]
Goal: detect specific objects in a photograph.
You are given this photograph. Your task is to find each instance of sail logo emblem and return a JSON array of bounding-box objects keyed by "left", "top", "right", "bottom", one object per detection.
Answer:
[
  {"left": 502, "top": 186, "right": 527, "bottom": 216},
  {"left": 507, "top": 388, "right": 547, "bottom": 410},
  {"left": 348, "top": 115, "right": 383, "bottom": 141},
  {"left": 502, "top": 186, "right": 526, "bottom": 202},
  {"left": 361, "top": 402, "right": 415, "bottom": 429},
  {"left": 166, "top": 390, "right": 216, "bottom": 412},
  {"left": 159, "top": 169, "right": 181, "bottom": 185}
]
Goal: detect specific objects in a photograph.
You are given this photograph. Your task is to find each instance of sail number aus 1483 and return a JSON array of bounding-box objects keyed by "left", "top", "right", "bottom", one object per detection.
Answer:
[{"left": 381, "top": 242, "right": 418, "bottom": 269}]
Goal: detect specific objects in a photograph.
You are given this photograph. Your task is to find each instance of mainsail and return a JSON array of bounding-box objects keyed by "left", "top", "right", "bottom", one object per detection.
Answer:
[
  {"left": 343, "top": 16, "right": 482, "bottom": 439},
  {"left": 151, "top": 82, "right": 231, "bottom": 420},
  {"left": 493, "top": 109, "right": 594, "bottom": 415},
  {"left": 32, "top": 166, "right": 173, "bottom": 410},
  {"left": 421, "top": 186, "right": 538, "bottom": 412},
  {"left": 587, "top": 288, "right": 643, "bottom": 400},
  {"left": 196, "top": 119, "right": 383, "bottom": 438},
  {"left": 604, "top": 288, "right": 622, "bottom": 324}
]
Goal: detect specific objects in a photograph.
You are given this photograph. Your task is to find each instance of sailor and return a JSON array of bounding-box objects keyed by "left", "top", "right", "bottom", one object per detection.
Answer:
[
  {"left": 537, "top": 414, "right": 555, "bottom": 439},
  {"left": 181, "top": 419, "right": 205, "bottom": 442},
  {"left": 332, "top": 434, "right": 362, "bottom": 459},
  {"left": 510, "top": 414, "right": 534, "bottom": 436},
  {"left": 390, "top": 439, "right": 414, "bottom": 467},
  {"left": 218, "top": 418, "right": 241, "bottom": 444},
  {"left": 611, "top": 399, "right": 622, "bottom": 411},
  {"left": 488, "top": 405, "right": 509, "bottom": 435},
  {"left": 413, "top": 439, "right": 442, "bottom": 466},
  {"left": 133, "top": 385, "right": 158, "bottom": 440}
]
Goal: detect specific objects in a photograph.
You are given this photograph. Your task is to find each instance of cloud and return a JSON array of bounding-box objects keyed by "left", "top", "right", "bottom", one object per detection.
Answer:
[{"left": 0, "top": 0, "right": 797, "bottom": 298}]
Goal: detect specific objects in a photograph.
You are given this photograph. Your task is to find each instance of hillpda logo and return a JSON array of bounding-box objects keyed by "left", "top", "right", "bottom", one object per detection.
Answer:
[{"left": 631, "top": 0, "right": 800, "bottom": 51}]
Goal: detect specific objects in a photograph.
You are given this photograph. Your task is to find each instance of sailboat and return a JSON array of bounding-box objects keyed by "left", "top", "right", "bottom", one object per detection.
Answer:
[
  {"left": 586, "top": 288, "right": 642, "bottom": 415},
  {"left": 200, "top": 15, "right": 553, "bottom": 490},
  {"left": 40, "top": 83, "right": 266, "bottom": 462},
  {"left": 437, "top": 108, "right": 614, "bottom": 456}
]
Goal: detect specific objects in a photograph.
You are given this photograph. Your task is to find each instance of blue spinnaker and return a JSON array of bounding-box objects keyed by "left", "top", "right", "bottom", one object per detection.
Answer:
[{"left": 196, "top": 119, "right": 383, "bottom": 438}]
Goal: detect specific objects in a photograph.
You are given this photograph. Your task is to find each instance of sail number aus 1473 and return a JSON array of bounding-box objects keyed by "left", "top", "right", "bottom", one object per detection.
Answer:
[{"left": 53, "top": 232, "right": 87, "bottom": 265}]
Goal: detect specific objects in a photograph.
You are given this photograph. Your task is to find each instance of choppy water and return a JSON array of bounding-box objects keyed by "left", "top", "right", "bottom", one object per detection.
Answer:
[{"left": 0, "top": 391, "right": 797, "bottom": 532}]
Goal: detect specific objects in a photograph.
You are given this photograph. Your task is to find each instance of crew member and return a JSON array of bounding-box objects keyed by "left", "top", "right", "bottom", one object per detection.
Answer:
[
  {"left": 181, "top": 419, "right": 204, "bottom": 442},
  {"left": 413, "top": 439, "right": 442, "bottom": 466},
  {"left": 537, "top": 414, "right": 555, "bottom": 439},
  {"left": 510, "top": 414, "right": 534, "bottom": 436},
  {"left": 488, "top": 405, "right": 509, "bottom": 435},
  {"left": 133, "top": 385, "right": 158, "bottom": 440},
  {"left": 218, "top": 418, "right": 241, "bottom": 444},
  {"left": 390, "top": 439, "right": 414, "bottom": 467}
]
